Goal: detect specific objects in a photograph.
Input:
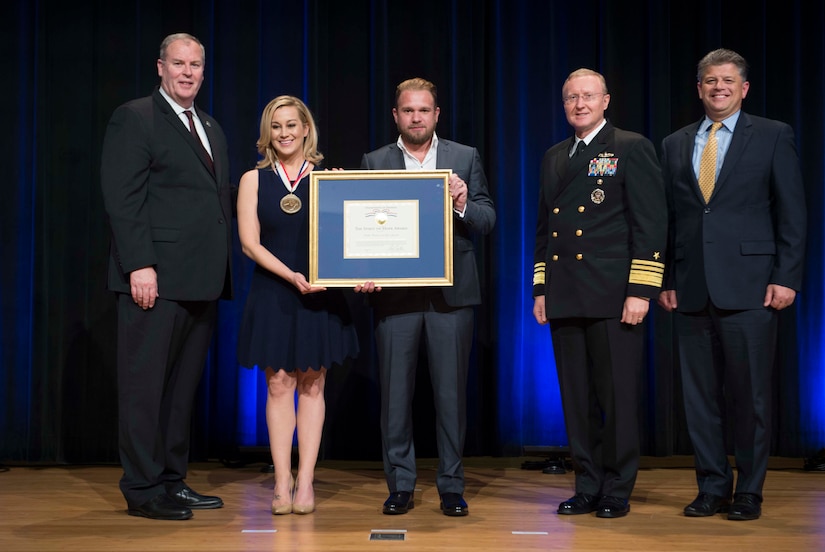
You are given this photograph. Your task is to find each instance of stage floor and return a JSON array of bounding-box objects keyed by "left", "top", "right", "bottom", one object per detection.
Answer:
[{"left": 1, "top": 456, "right": 822, "bottom": 551}]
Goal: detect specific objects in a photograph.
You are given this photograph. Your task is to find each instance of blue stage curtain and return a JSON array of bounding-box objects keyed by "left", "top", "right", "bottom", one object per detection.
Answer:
[{"left": 2, "top": 0, "right": 824, "bottom": 463}]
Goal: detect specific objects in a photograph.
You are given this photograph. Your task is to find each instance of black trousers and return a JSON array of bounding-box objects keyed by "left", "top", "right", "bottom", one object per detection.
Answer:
[
  {"left": 116, "top": 293, "right": 216, "bottom": 507},
  {"left": 549, "top": 316, "right": 644, "bottom": 499}
]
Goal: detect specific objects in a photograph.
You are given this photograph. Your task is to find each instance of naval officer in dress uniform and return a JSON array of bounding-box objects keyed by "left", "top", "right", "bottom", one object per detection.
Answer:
[{"left": 532, "top": 68, "right": 667, "bottom": 518}]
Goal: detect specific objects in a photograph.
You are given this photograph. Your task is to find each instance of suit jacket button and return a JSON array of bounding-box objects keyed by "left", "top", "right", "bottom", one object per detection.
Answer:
[
  {"left": 553, "top": 207, "right": 560, "bottom": 214},
  {"left": 703, "top": 208, "right": 711, "bottom": 214},
  {"left": 552, "top": 255, "right": 559, "bottom": 261},
  {"left": 576, "top": 229, "right": 583, "bottom": 236},
  {"left": 576, "top": 254, "right": 583, "bottom": 260},
  {"left": 578, "top": 206, "right": 585, "bottom": 213},
  {"left": 552, "top": 232, "right": 558, "bottom": 238}
]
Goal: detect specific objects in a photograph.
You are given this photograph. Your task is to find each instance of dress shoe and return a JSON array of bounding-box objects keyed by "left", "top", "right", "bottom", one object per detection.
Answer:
[
  {"left": 684, "top": 492, "right": 730, "bottom": 517},
  {"left": 440, "top": 492, "right": 469, "bottom": 517},
  {"left": 166, "top": 484, "right": 224, "bottom": 509},
  {"left": 728, "top": 493, "right": 761, "bottom": 521},
  {"left": 596, "top": 496, "right": 630, "bottom": 518},
  {"left": 383, "top": 491, "right": 414, "bottom": 515},
  {"left": 128, "top": 494, "right": 193, "bottom": 520},
  {"left": 557, "top": 492, "right": 599, "bottom": 515}
]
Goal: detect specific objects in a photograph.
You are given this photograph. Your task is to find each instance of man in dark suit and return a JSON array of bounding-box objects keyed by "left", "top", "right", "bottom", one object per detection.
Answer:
[
  {"left": 359, "top": 78, "right": 496, "bottom": 517},
  {"left": 532, "top": 68, "right": 667, "bottom": 518},
  {"left": 658, "top": 48, "right": 806, "bottom": 521},
  {"left": 100, "top": 33, "right": 233, "bottom": 520}
]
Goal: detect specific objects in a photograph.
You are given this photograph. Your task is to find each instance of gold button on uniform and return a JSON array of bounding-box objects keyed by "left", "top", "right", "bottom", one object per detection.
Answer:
[
  {"left": 597, "top": 178, "right": 604, "bottom": 185},
  {"left": 575, "top": 229, "right": 583, "bottom": 236},
  {"left": 552, "top": 255, "right": 559, "bottom": 261},
  {"left": 576, "top": 254, "right": 583, "bottom": 260},
  {"left": 578, "top": 206, "right": 585, "bottom": 213},
  {"left": 553, "top": 207, "right": 560, "bottom": 214},
  {"left": 552, "top": 232, "right": 558, "bottom": 237}
]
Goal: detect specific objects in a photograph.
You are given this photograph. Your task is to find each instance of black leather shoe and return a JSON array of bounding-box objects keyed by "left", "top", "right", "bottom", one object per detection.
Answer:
[
  {"left": 383, "top": 491, "right": 414, "bottom": 515},
  {"left": 128, "top": 494, "right": 193, "bottom": 520},
  {"left": 728, "top": 493, "right": 761, "bottom": 521},
  {"left": 596, "top": 496, "right": 630, "bottom": 518},
  {"left": 167, "top": 484, "right": 224, "bottom": 509},
  {"left": 440, "top": 492, "right": 469, "bottom": 516},
  {"left": 684, "top": 492, "right": 731, "bottom": 517},
  {"left": 558, "top": 492, "right": 598, "bottom": 515}
]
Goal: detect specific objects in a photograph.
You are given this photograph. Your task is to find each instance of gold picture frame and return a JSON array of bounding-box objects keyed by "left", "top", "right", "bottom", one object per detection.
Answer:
[{"left": 308, "top": 170, "right": 454, "bottom": 287}]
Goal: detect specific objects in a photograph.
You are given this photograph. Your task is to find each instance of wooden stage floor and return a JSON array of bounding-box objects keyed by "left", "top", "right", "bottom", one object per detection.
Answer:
[{"left": 1, "top": 456, "right": 823, "bottom": 551}]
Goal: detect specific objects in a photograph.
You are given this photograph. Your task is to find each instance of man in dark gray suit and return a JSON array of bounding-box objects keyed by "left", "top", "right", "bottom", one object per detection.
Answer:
[
  {"left": 359, "top": 78, "right": 495, "bottom": 517},
  {"left": 101, "top": 33, "right": 233, "bottom": 520},
  {"left": 659, "top": 48, "right": 806, "bottom": 521}
]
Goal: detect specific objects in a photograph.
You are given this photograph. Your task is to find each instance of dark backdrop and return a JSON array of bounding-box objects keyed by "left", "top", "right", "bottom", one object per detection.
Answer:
[{"left": 4, "top": 0, "right": 824, "bottom": 464}]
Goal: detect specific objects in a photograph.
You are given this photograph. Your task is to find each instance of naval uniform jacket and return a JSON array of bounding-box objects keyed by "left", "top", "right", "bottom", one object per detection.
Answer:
[{"left": 533, "top": 122, "right": 667, "bottom": 317}]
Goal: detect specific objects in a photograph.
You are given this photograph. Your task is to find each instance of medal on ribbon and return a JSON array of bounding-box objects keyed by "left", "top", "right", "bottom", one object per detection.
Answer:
[{"left": 277, "top": 160, "right": 309, "bottom": 214}]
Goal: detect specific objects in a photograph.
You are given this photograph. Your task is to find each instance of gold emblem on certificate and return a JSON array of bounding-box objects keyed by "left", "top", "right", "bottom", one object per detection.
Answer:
[
  {"left": 280, "top": 193, "right": 302, "bottom": 214},
  {"left": 591, "top": 188, "right": 605, "bottom": 204}
]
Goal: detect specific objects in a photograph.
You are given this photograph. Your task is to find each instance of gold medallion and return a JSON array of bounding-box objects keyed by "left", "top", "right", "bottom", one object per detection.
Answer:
[{"left": 280, "top": 193, "right": 302, "bottom": 214}]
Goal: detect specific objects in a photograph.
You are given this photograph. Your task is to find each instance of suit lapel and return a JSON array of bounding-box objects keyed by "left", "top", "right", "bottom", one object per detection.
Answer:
[
  {"left": 554, "top": 137, "right": 576, "bottom": 179},
  {"left": 681, "top": 120, "right": 703, "bottom": 203},
  {"left": 385, "top": 138, "right": 449, "bottom": 169},
  {"left": 436, "top": 140, "right": 452, "bottom": 170},
  {"left": 549, "top": 137, "right": 579, "bottom": 203},
  {"left": 684, "top": 114, "right": 750, "bottom": 202},
  {"left": 154, "top": 90, "right": 217, "bottom": 183},
  {"left": 385, "top": 145, "right": 406, "bottom": 169},
  {"left": 714, "top": 112, "right": 752, "bottom": 194},
  {"left": 185, "top": 109, "right": 217, "bottom": 181},
  {"left": 200, "top": 114, "right": 220, "bottom": 180}
]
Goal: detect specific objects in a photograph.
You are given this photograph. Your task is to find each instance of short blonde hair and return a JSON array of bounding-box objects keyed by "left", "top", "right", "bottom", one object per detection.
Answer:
[
  {"left": 255, "top": 95, "right": 324, "bottom": 169},
  {"left": 395, "top": 78, "right": 438, "bottom": 107},
  {"left": 563, "top": 68, "right": 609, "bottom": 95}
]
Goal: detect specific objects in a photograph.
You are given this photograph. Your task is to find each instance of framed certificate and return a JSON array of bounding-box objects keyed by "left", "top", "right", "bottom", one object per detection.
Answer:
[{"left": 309, "top": 170, "right": 454, "bottom": 287}]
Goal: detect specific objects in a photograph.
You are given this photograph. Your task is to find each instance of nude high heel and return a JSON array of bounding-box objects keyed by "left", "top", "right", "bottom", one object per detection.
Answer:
[
  {"left": 271, "top": 477, "right": 294, "bottom": 515},
  {"left": 292, "top": 480, "right": 315, "bottom": 515}
]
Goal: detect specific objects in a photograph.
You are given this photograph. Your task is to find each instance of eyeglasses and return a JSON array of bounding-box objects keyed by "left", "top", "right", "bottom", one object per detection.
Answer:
[{"left": 562, "top": 93, "right": 605, "bottom": 105}]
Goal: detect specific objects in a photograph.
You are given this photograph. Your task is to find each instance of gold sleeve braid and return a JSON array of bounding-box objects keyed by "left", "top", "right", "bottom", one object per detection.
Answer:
[
  {"left": 628, "top": 259, "right": 664, "bottom": 287},
  {"left": 533, "top": 262, "right": 546, "bottom": 286}
]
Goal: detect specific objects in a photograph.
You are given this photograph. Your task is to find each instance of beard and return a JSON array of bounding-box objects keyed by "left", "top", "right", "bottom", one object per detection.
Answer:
[{"left": 399, "top": 126, "right": 434, "bottom": 146}]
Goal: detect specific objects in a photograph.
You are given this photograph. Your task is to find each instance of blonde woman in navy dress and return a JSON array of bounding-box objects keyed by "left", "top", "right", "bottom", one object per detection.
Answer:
[{"left": 237, "top": 96, "right": 358, "bottom": 515}]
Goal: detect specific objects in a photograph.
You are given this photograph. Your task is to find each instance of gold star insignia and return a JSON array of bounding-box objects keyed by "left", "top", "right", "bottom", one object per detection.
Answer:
[{"left": 653, "top": 251, "right": 661, "bottom": 260}]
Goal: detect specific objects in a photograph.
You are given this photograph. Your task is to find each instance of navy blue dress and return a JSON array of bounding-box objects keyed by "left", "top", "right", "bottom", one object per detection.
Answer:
[{"left": 237, "top": 168, "right": 359, "bottom": 372}]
